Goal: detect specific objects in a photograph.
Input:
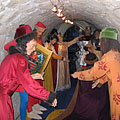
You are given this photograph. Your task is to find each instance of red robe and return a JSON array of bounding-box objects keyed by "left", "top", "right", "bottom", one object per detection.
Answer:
[
  {"left": 0, "top": 53, "right": 50, "bottom": 120},
  {"left": 4, "top": 38, "right": 44, "bottom": 112}
]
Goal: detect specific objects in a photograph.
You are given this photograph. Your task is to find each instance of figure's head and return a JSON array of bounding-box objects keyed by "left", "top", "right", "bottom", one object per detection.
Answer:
[
  {"left": 50, "top": 28, "right": 58, "bottom": 36},
  {"left": 99, "top": 27, "right": 120, "bottom": 54},
  {"left": 15, "top": 25, "right": 33, "bottom": 39},
  {"left": 46, "top": 34, "right": 58, "bottom": 45},
  {"left": 34, "top": 21, "right": 46, "bottom": 37},
  {"left": 6, "top": 25, "right": 33, "bottom": 52},
  {"left": 16, "top": 31, "right": 37, "bottom": 55},
  {"left": 84, "top": 52, "right": 98, "bottom": 66},
  {"left": 93, "top": 29, "right": 101, "bottom": 39},
  {"left": 85, "top": 26, "right": 92, "bottom": 36}
]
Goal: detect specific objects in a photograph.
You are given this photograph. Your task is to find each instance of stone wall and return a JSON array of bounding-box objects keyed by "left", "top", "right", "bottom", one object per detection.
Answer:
[{"left": 11, "top": 92, "right": 20, "bottom": 120}]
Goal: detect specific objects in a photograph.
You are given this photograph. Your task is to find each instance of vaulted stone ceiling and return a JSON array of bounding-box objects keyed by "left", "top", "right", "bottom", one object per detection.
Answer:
[{"left": 0, "top": 0, "right": 120, "bottom": 63}]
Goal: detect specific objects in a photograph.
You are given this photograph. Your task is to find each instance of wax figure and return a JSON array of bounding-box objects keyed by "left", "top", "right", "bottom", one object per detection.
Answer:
[
  {"left": 27, "top": 21, "right": 47, "bottom": 119},
  {"left": 63, "top": 53, "right": 110, "bottom": 120},
  {"left": 50, "top": 29, "right": 59, "bottom": 90},
  {"left": 4, "top": 25, "right": 39, "bottom": 120},
  {"left": 0, "top": 31, "right": 57, "bottom": 120},
  {"left": 44, "top": 34, "right": 64, "bottom": 92},
  {"left": 4, "top": 23, "right": 48, "bottom": 119},
  {"left": 72, "top": 27, "right": 120, "bottom": 120},
  {"left": 55, "top": 33, "right": 81, "bottom": 91}
]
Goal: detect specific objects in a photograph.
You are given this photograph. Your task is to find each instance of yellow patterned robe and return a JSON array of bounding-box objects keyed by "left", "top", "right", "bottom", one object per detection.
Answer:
[{"left": 76, "top": 50, "right": 120, "bottom": 120}]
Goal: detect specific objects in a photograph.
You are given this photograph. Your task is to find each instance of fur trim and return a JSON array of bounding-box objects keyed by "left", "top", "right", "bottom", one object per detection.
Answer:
[{"left": 9, "top": 46, "right": 20, "bottom": 54}]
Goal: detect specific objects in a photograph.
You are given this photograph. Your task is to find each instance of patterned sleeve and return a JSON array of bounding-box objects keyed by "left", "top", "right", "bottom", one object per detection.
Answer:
[
  {"left": 78, "top": 57, "right": 110, "bottom": 81},
  {"left": 98, "top": 74, "right": 109, "bottom": 84}
]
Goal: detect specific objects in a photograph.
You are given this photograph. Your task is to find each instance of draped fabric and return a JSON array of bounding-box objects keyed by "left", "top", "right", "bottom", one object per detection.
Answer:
[
  {"left": 51, "top": 58, "right": 57, "bottom": 90},
  {"left": 64, "top": 81, "right": 110, "bottom": 120},
  {"left": 0, "top": 53, "right": 50, "bottom": 120}
]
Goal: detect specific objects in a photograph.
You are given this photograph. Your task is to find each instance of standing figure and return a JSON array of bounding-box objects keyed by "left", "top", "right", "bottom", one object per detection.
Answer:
[
  {"left": 44, "top": 34, "right": 64, "bottom": 92},
  {"left": 72, "top": 27, "right": 120, "bottom": 120},
  {"left": 27, "top": 21, "right": 47, "bottom": 119},
  {"left": 64, "top": 53, "right": 110, "bottom": 120},
  {"left": 4, "top": 24, "right": 47, "bottom": 119},
  {"left": 0, "top": 31, "right": 57, "bottom": 120},
  {"left": 55, "top": 33, "right": 81, "bottom": 91}
]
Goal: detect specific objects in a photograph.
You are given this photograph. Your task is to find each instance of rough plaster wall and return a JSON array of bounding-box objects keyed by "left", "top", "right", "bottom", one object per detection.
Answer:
[{"left": 0, "top": 0, "right": 120, "bottom": 119}]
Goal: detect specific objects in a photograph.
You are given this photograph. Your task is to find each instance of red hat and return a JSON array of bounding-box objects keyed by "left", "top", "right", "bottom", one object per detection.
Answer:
[
  {"left": 15, "top": 25, "right": 32, "bottom": 38},
  {"left": 4, "top": 25, "right": 32, "bottom": 52},
  {"left": 35, "top": 21, "right": 46, "bottom": 31}
]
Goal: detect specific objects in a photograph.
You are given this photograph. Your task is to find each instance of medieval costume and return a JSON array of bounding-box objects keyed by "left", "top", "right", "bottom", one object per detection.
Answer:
[
  {"left": 72, "top": 28, "right": 120, "bottom": 120},
  {"left": 44, "top": 41, "right": 63, "bottom": 92},
  {"left": 27, "top": 21, "right": 47, "bottom": 118},
  {"left": 4, "top": 24, "right": 47, "bottom": 120},
  {"left": 64, "top": 53, "right": 110, "bottom": 120},
  {"left": 0, "top": 33, "right": 56, "bottom": 120},
  {"left": 55, "top": 35, "right": 79, "bottom": 91}
]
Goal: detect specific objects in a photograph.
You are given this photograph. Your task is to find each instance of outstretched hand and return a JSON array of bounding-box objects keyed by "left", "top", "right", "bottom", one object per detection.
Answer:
[
  {"left": 92, "top": 80, "right": 100, "bottom": 89},
  {"left": 51, "top": 98, "right": 57, "bottom": 107},
  {"left": 71, "top": 72, "right": 79, "bottom": 78}
]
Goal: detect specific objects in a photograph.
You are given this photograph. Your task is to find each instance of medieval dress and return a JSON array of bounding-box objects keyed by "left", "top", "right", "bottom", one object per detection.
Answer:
[
  {"left": 44, "top": 42, "right": 62, "bottom": 92},
  {"left": 55, "top": 37, "right": 78, "bottom": 91}
]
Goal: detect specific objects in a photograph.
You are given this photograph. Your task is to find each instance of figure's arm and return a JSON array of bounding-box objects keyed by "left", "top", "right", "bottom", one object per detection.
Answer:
[
  {"left": 67, "top": 35, "right": 82, "bottom": 47},
  {"left": 72, "top": 57, "right": 109, "bottom": 81},
  {"left": 92, "top": 74, "right": 108, "bottom": 88},
  {"left": 52, "top": 53, "right": 63, "bottom": 60},
  {"left": 16, "top": 56, "right": 57, "bottom": 106}
]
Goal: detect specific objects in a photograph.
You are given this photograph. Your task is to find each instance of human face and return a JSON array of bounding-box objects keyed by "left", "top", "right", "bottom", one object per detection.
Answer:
[
  {"left": 85, "top": 29, "right": 91, "bottom": 36},
  {"left": 51, "top": 38, "right": 57, "bottom": 45},
  {"left": 36, "top": 29, "right": 45, "bottom": 37},
  {"left": 95, "top": 31, "right": 100, "bottom": 39},
  {"left": 26, "top": 39, "right": 37, "bottom": 55}
]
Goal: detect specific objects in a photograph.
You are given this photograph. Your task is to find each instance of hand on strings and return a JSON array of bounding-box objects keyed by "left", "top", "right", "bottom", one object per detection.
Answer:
[
  {"left": 51, "top": 98, "right": 57, "bottom": 107},
  {"left": 31, "top": 73, "right": 44, "bottom": 80}
]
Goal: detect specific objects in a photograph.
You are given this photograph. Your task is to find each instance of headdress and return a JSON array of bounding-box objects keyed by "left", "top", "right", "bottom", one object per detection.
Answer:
[{"left": 99, "top": 27, "right": 118, "bottom": 40}]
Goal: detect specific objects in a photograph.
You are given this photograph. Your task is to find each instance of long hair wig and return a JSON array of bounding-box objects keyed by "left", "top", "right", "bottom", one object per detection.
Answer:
[
  {"left": 16, "top": 31, "right": 36, "bottom": 52},
  {"left": 100, "top": 38, "right": 120, "bottom": 55}
]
